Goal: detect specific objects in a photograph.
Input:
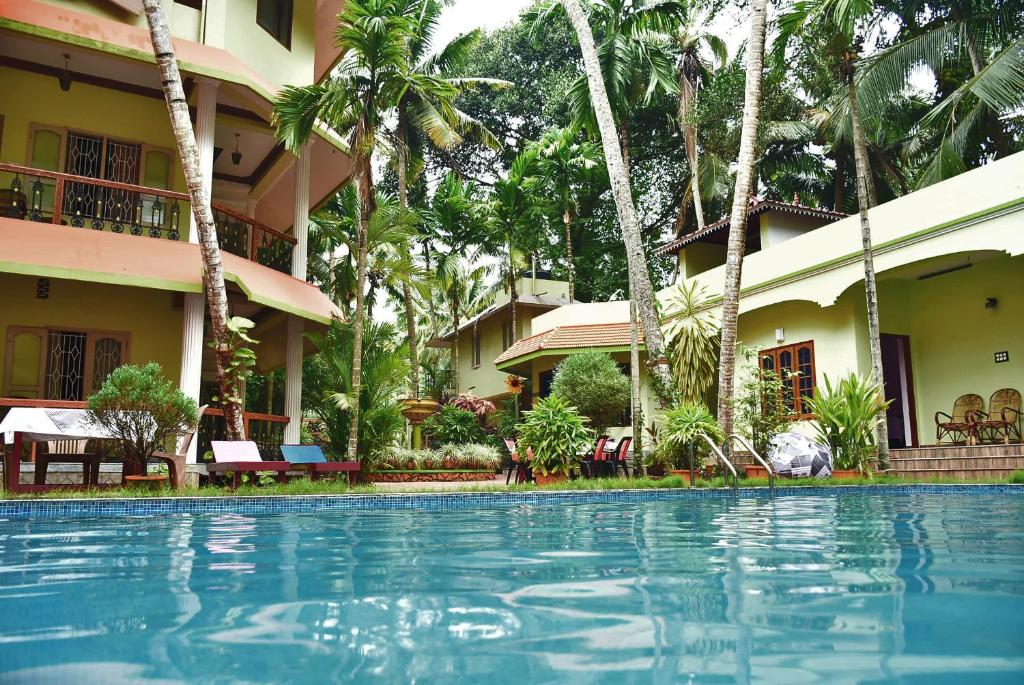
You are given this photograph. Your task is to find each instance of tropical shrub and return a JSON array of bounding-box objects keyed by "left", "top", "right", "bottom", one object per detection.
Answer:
[
  {"left": 550, "top": 350, "right": 631, "bottom": 432},
  {"left": 657, "top": 402, "right": 723, "bottom": 470},
  {"left": 516, "top": 395, "right": 594, "bottom": 477},
  {"left": 662, "top": 281, "right": 720, "bottom": 404},
  {"left": 423, "top": 405, "right": 486, "bottom": 445},
  {"left": 86, "top": 362, "right": 198, "bottom": 476},
  {"left": 439, "top": 443, "right": 502, "bottom": 470},
  {"left": 371, "top": 444, "right": 501, "bottom": 471},
  {"left": 449, "top": 393, "right": 496, "bottom": 419},
  {"left": 734, "top": 345, "right": 791, "bottom": 457},
  {"left": 805, "top": 373, "right": 892, "bottom": 473}
]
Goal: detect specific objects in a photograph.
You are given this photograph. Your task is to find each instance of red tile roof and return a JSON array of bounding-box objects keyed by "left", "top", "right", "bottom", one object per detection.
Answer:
[
  {"left": 654, "top": 197, "right": 846, "bottom": 256},
  {"left": 494, "top": 322, "right": 645, "bottom": 366}
]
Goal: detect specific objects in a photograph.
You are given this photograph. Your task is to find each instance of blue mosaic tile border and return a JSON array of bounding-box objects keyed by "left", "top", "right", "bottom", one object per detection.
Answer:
[{"left": 0, "top": 484, "right": 1020, "bottom": 519}]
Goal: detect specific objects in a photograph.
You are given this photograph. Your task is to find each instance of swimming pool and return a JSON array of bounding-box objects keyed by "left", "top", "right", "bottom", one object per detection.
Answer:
[{"left": 1, "top": 491, "right": 1022, "bottom": 683}]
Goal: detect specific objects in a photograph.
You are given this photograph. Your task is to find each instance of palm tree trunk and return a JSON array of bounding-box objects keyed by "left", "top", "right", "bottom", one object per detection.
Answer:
[
  {"left": 849, "top": 81, "right": 890, "bottom": 468},
  {"left": 715, "top": 0, "right": 767, "bottom": 438},
  {"left": 141, "top": 0, "right": 243, "bottom": 439},
  {"left": 451, "top": 299, "right": 461, "bottom": 395},
  {"left": 424, "top": 240, "right": 438, "bottom": 336},
  {"left": 833, "top": 142, "right": 845, "bottom": 211},
  {"left": 563, "top": 206, "right": 576, "bottom": 302},
  {"left": 678, "top": 72, "right": 705, "bottom": 230},
  {"left": 561, "top": 0, "right": 672, "bottom": 399},
  {"left": 346, "top": 141, "right": 373, "bottom": 462},
  {"left": 396, "top": 127, "right": 420, "bottom": 398},
  {"left": 508, "top": 247, "right": 518, "bottom": 344},
  {"left": 629, "top": 297, "right": 644, "bottom": 476}
]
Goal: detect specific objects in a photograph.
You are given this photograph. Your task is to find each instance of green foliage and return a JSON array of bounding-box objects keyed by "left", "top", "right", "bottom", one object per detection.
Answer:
[
  {"left": 516, "top": 395, "right": 594, "bottom": 477},
  {"left": 371, "top": 443, "right": 501, "bottom": 471},
  {"left": 1011, "top": 470, "right": 1024, "bottom": 485},
  {"left": 208, "top": 316, "right": 258, "bottom": 413},
  {"left": 303, "top": 320, "right": 408, "bottom": 465},
  {"left": 734, "top": 345, "right": 791, "bottom": 457},
  {"left": 86, "top": 363, "right": 198, "bottom": 476},
  {"left": 550, "top": 350, "right": 631, "bottom": 432},
  {"left": 656, "top": 402, "right": 723, "bottom": 471},
  {"left": 805, "top": 373, "right": 892, "bottom": 472},
  {"left": 662, "top": 281, "right": 719, "bottom": 404},
  {"left": 423, "top": 405, "right": 486, "bottom": 446}
]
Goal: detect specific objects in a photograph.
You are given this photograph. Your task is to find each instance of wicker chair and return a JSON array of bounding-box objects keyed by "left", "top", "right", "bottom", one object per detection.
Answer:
[
  {"left": 973, "top": 389, "right": 1021, "bottom": 445},
  {"left": 935, "top": 394, "right": 984, "bottom": 445}
]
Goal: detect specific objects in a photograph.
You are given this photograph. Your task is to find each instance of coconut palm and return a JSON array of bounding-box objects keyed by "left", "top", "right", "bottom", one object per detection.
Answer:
[
  {"left": 140, "top": 0, "right": 243, "bottom": 438},
  {"left": 715, "top": 0, "right": 768, "bottom": 441},
  {"left": 273, "top": 0, "right": 420, "bottom": 460},
  {"left": 551, "top": 0, "right": 675, "bottom": 398},
  {"left": 532, "top": 127, "right": 604, "bottom": 302},
  {"left": 674, "top": 19, "right": 727, "bottom": 231},
  {"left": 431, "top": 253, "right": 494, "bottom": 392}
]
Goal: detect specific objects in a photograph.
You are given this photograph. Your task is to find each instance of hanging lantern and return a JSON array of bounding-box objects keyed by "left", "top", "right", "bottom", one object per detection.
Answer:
[
  {"left": 168, "top": 201, "right": 181, "bottom": 240},
  {"left": 28, "top": 179, "right": 44, "bottom": 221},
  {"left": 151, "top": 195, "right": 164, "bottom": 227}
]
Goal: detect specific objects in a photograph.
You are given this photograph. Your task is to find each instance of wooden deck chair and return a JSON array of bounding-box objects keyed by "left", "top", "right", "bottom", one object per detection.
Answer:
[
  {"left": 280, "top": 444, "right": 361, "bottom": 484},
  {"left": 207, "top": 440, "right": 293, "bottom": 489},
  {"left": 974, "top": 389, "right": 1022, "bottom": 445},
  {"left": 935, "top": 394, "right": 984, "bottom": 445}
]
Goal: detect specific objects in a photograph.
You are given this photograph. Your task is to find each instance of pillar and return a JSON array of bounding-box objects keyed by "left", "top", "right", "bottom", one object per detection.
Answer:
[
  {"left": 180, "top": 78, "right": 218, "bottom": 463},
  {"left": 284, "top": 143, "right": 311, "bottom": 444}
]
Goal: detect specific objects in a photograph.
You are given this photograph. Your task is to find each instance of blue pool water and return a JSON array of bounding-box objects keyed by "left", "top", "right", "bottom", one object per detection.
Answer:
[{"left": 1, "top": 493, "right": 1022, "bottom": 684}]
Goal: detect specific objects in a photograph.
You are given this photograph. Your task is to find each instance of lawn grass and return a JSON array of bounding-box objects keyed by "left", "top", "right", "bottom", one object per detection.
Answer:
[{"left": 4, "top": 471, "right": 1020, "bottom": 500}]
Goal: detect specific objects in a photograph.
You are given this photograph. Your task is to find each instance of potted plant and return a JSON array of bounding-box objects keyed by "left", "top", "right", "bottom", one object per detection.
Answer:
[
  {"left": 657, "top": 402, "right": 723, "bottom": 484},
  {"left": 516, "top": 396, "right": 594, "bottom": 485},
  {"left": 87, "top": 362, "right": 199, "bottom": 490},
  {"left": 805, "top": 373, "right": 892, "bottom": 479}
]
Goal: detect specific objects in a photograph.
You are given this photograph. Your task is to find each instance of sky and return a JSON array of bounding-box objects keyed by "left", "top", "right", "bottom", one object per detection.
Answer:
[{"left": 434, "top": 0, "right": 535, "bottom": 49}]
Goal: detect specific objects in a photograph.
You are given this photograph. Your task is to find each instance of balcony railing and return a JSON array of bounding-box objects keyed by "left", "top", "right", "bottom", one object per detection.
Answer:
[{"left": 0, "top": 162, "right": 296, "bottom": 274}]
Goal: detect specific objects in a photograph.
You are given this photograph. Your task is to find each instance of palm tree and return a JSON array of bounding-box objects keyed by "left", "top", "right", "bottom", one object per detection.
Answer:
[
  {"left": 674, "top": 20, "right": 727, "bottom": 231},
  {"left": 140, "top": 0, "right": 244, "bottom": 438},
  {"left": 715, "top": 0, "right": 768, "bottom": 441},
  {"left": 274, "top": 0, "right": 419, "bottom": 460},
  {"left": 391, "top": 0, "right": 507, "bottom": 398},
  {"left": 532, "top": 127, "right": 603, "bottom": 302},
  {"left": 431, "top": 253, "right": 493, "bottom": 393},
  {"left": 557, "top": 0, "right": 675, "bottom": 397}
]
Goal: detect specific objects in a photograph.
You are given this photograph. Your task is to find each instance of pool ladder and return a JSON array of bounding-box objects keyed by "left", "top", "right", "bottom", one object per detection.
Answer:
[{"left": 695, "top": 433, "right": 776, "bottom": 497}]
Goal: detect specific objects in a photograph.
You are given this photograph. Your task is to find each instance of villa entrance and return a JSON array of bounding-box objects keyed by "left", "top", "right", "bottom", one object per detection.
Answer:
[{"left": 881, "top": 333, "right": 918, "bottom": 449}]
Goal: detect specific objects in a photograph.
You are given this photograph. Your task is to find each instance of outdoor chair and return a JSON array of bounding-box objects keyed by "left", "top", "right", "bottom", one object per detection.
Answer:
[
  {"left": 973, "top": 389, "right": 1022, "bottom": 445},
  {"left": 503, "top": 438, "right": 533, "bottom": 484},
  {"left": 149, "top": 405, "right": 207, "bottom": 490},
  {"left": 581, "top": 436, "right": 610, "bottom": 478},
  {"left": 35, "top": 439, "right": 98, "bottom": 486},
  {"left": 935, "top": 394, "right": 984, "bottom": 445},
  {"left": 609, "top": 436, "right": 633, "bottom": 478},
  {"left": 207, "top": 440, "right": 294, "bottom": 489},
  {"left": 280, "top": 444, "right": 361, "bottom": 484}
]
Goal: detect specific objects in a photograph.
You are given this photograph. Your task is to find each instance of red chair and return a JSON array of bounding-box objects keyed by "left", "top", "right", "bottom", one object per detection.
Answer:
[
  {"left": 503, "top": 438, "right": 533, "bottom": 484},
  {"left": 609, "top": 436, "right": 633, "bottom": 477},
  {"left": 581, "top": 436, "right": 610, "bottom": 478}
]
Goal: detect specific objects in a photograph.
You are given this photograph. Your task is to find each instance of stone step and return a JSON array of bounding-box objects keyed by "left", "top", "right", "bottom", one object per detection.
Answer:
[
  {"left": 892, "top": 444, "right": 1024, "bottom": 459},
  {"left": 897, "top": 468, "right": 1019, "bottom": 480},
  {"left": 892, "top": 455, "right": 1024, "bottom": 471}
]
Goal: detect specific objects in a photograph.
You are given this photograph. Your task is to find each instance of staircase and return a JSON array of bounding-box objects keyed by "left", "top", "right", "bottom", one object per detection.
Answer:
[{"left": 891, "top": 443, "right": 1024, "bottom": 480}]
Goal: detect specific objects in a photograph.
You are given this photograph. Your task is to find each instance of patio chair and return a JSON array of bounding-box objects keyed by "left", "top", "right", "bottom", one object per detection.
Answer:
[
  {"left": 581, "top": 435, "right": 610, "bottom": 478},
  {"left": 280, "top": 444, "right": 361, "bottom": 484},
  {"left": 503, "top": 438, "right": 533, "bottom": 484},
  {"left": 935, "top": 394, "right": 984, "bottom": 445},
  {"left": 207, "top": 440, "right": 294, "bottom": 489},
  {"left": 149, "top": 405, "right": 207, "bottom": 490},
  {"left": 973, "top": 389, "right": 1022, "bottom": 445},
  {"left": 35, "top": 439, "right": 98, "bottom": 486},
  {"left": 609, "top": 436, "right": 633, "bottom": 478}
]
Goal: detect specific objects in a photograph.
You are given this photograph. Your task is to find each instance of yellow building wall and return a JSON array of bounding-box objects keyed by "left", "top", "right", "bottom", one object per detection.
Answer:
[
  {"left": 0, "top": 273, "right": 184, "bottom": 389},
  {"left": 457, "top": 313, "right": 513, "bottom": 401},
  {"left": 679, "top": 242, "right": 727, "bottom": 279}
]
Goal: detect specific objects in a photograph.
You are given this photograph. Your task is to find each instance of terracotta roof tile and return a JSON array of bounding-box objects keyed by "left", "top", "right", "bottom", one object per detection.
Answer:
[{"left": 495, "top": 322, "right": 644, "bottom": 366}]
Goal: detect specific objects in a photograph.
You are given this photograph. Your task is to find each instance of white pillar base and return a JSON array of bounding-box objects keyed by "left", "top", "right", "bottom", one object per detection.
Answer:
[{"left": 180, "top": 292, "right": 205, "bottom": 464}]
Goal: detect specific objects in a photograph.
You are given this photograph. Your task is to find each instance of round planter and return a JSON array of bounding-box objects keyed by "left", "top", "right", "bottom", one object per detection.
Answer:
[
  {"left": 830, "top": 469, "right": 861, "bottom": 480},
  {"left": 534, "top": 472, "right": 568, "bottom": 486},
  {"left": 669, "top": 469, "right": 697, "bottom": 484},
  {"left": 744, "top": 464, "right": 769, "bottom": 479},
  {"left": 400, "top": 398, "right": 440, "bottom": 424},
  {"left": 125, "top": 474, "right": 168, "bottom": 490}
]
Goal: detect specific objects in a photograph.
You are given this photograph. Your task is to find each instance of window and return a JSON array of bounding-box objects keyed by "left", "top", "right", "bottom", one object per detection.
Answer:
[
  {"left": 472, "top": 326, "right": 481, "bottom": 367},
  {"left": 257, "top": 0, "right": 293, "bottom": 49},
  {"left": 759, "top": 340, "right": 816, "bottom": 418},
  {"left": 502, "top": 317, "right": 515, "bottom": 351},
  {"left": 3, "top": 326, "right": 130, "bottom": 401}
]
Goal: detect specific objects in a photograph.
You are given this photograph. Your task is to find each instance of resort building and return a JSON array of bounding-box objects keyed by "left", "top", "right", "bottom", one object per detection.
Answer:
[{"left": 0, "top": 0, "right": 349, "bottom": 460}]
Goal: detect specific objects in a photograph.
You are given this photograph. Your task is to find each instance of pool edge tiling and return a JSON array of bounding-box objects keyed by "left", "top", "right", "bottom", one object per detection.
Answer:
[{"left": 0, "top": 484, "right": 1021, "bottom": 519}]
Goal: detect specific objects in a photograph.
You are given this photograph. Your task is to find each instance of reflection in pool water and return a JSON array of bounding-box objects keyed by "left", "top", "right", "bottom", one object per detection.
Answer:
[{"left": 0, "top": 494, "right": 1022, "bottom": 684}]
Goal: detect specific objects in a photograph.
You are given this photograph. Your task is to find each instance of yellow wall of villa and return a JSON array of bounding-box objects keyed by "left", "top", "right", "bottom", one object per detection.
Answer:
[
  {"left": 0, "top": 273, "right": 184, "bottom": 394},
  {"left": 456, "top": 312, "right": 517, "bottom": 401}
]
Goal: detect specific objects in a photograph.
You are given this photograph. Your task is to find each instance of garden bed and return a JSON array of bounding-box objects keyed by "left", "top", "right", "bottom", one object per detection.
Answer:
[{"left": 369, "top": 469, "right": 497, "bottom": 483}]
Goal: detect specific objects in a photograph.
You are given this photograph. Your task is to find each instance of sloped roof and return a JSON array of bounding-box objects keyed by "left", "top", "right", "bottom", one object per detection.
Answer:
[
  {"left": 494, "top": 322, "right": 644, "bottom": 367},
  {"left": 654, "top": 197, "right": 846, "bottom": 256}
]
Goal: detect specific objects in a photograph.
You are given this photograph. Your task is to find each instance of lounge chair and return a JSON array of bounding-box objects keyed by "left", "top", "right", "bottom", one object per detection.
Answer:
[
  {"left": 150, "top": 405, "right": 207, "bottom": 490},
  {"left": 581, "top": 435, "right": 610, "bottom": 478},
  {"left": 207, "top": 440, "right": 293, "bottom": 489},
  {"left": 973, "top": 389, "right": 1022, "bottom": 445},
  {"left": 608, "top": 436, "right": 633, "bottom": 478},
  {"left": 935, "top": 394, "right": 984, "bottom": 445},
  {"left": 503, "top": 438, "right": 533, "bottom": 484},
  {"left": 280, "top": 444, "right": 361, "bottom": 484}
]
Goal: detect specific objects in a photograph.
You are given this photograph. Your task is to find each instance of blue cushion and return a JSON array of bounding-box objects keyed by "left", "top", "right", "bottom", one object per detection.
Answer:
[{"left": 280, "top": 444, "right": 327, "bottom": 464}]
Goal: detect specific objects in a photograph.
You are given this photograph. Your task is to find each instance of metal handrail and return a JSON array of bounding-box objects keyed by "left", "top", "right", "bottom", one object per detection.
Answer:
[
  {"left": 728, "top": 433, "right": 775, "bottom": 497},
  {"left": 697, "top": 432, "right": 738, "bottom": 494}
]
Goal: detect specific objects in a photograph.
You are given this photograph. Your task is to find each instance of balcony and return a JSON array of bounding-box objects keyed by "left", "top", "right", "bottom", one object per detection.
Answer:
[{"left": 0, "top": 162, "right": 296, "bottom": 274}]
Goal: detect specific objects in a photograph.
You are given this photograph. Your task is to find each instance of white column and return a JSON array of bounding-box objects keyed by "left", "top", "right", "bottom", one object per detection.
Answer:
[
  {"left": 180, "top": 78, "right": 219, "bottom": 463},
  {"left": 284, "top": 144, "right": 311, "bottom": 444}
]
